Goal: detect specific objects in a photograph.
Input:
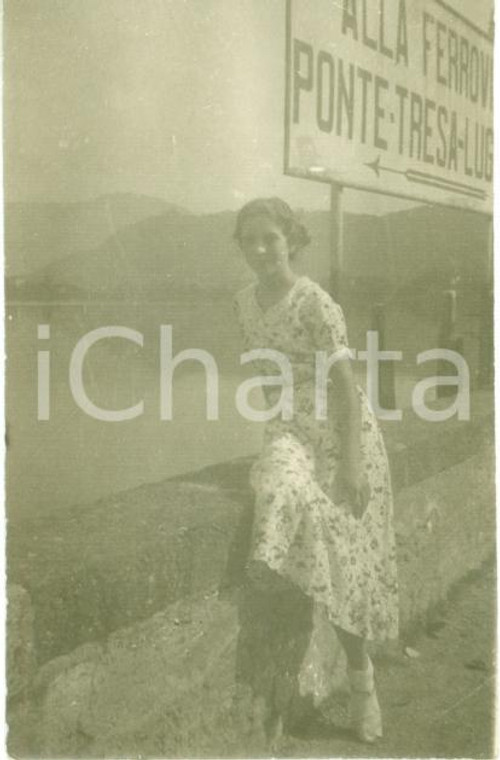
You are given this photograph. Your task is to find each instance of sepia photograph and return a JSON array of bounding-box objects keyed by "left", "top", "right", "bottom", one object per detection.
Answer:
[{"left": 5, "top": 0, "right": 496, "bottom": 757}]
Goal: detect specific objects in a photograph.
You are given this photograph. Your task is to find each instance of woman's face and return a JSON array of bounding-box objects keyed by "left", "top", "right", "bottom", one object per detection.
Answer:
[{"left": 238, "top": 214, "right": 293, "bottom": 283}]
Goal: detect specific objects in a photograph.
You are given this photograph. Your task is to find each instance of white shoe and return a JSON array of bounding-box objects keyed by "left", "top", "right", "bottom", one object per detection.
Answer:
[{"left": 347, "top": 656, "right": 383, "bottom": 743}]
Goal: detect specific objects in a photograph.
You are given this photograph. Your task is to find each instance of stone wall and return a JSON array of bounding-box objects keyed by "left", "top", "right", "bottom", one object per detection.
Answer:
[{"left": 7, "top": 390, "right": 495, "bottom": 757}]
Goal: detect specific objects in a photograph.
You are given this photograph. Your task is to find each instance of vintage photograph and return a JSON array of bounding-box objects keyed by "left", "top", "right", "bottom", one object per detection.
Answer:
[{"left": 5, "top": 0, "right": 496, "bottom": 757}]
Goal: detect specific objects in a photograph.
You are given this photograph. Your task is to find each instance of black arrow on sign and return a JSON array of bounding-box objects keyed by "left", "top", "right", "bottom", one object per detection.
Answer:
[{"left": 365, "top": 155, "right": 486, "bottom": 201}]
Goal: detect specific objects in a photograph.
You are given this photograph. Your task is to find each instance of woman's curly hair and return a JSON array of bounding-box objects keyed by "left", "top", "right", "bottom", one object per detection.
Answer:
[{"left": 233, "top": 197, "right": 311, "bottom": 259}]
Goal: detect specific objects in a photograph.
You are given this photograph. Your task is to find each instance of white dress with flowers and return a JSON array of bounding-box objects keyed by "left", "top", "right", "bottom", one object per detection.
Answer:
[{"left": 234, "top": 275, "right": 398, "bottom": 641}]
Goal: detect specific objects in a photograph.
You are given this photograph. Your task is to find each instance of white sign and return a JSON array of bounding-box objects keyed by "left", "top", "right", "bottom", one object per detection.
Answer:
[{"left": 285, "top": 0, "right": 493, "bottom": 213}]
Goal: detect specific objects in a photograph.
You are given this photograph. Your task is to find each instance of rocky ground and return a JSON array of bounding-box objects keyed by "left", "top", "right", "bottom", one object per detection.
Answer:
[
  {"left": 7, "top": 560, "right": 496, "bottom": 759},
  {"left": 280, "top": 560, "right": 497, "bottom": 759}
]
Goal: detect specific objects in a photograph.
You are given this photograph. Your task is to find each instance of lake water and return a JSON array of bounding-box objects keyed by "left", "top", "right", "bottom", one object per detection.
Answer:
[{"left": 7, "top": 298, "right": 267, "bottom": 521}]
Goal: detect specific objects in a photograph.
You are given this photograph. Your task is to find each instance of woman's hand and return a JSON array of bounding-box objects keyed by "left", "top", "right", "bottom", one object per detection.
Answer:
[{"left": 333, "top": 460, "right": 371, "bottom": 519}]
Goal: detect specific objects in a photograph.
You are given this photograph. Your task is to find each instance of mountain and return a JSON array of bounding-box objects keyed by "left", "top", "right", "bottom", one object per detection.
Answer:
[
  {"left": 5, "top": 193, "right": 191, "bottom": 277},
  {"left": 341, "top": 205, "right": 489, "bottom": 316},
  {"left": 25, "top": 210, "right": 251, "bottom": 300},
  {"left": 6, "top": 202, "right": 490, "bottom": 310}
]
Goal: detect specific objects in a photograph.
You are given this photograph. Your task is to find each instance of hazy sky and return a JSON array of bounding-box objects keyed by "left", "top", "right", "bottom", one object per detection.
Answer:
[{"left": 5, "top": 0, "right": 494, "bottom": 213}]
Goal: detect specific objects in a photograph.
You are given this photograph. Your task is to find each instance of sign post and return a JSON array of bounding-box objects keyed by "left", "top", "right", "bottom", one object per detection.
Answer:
[{"left": 329, "top": 183, "right": 344, "bottom": 301}]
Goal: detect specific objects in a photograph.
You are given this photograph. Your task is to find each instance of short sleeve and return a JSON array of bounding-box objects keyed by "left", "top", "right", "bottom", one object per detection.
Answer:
[{"left": 300, "top": 284, "right": 350, "bottom": 355}]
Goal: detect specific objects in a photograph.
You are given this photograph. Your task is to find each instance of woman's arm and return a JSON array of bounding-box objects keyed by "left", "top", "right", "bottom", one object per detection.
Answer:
[
  {"left": 300, "top": 283, "right": 370, "bottom": 517},
  {"left": 330, "top": 356, "right": 371, "bottom": 518}
]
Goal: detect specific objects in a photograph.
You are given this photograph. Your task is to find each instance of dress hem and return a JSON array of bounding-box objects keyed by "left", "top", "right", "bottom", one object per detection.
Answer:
[{"left": 246, "top": 558, "right": 399, "bottom": 643}]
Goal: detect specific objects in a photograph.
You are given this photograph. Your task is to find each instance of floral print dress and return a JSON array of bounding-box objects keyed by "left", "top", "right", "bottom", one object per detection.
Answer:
[{"left": 234, "top": 276, "right": 399, "bottom": 641}]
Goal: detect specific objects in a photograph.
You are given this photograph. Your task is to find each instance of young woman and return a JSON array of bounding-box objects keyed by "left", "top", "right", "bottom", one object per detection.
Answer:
[{"left": 233, "top": 197, "right": 399, "bottom": 743}]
